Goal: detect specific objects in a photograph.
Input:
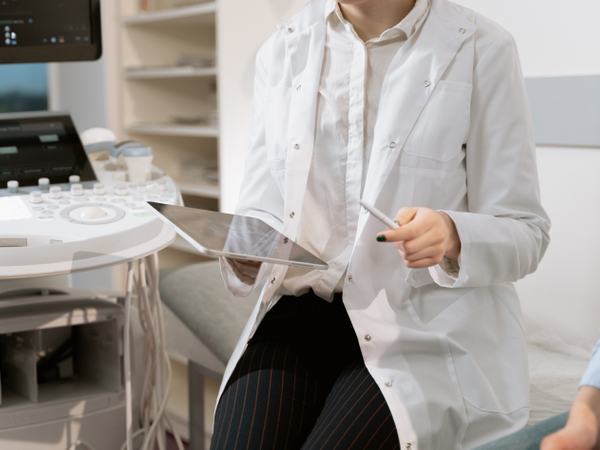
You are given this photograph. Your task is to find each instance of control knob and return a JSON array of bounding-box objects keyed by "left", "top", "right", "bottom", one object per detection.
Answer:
[
  {"left": 93, "top": 183, "right": 106, "bottom": 195},
  {"left": 49, "top": 186, "right": 62, "bottom": 199},
  {"left": 29, "top": 191, "right": 43, "bottom": 204},
  {"left": 115, "top": 184, "right": 128, "bottom": 196},
  {"left": 69, "top": 175, "right": 81, "bottom": 184},
  {"left": 71, "top": 183, "right": 84, "bottom": 196},
  {"left": 7, "top": 180, "right": 19, "bottom": 194},
  {"left": 38, "top": 177, "right": 50, "bottom": 192}
]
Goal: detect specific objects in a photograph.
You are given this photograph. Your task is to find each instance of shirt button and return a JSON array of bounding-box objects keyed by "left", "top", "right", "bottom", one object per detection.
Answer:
[
  {"left": 293, "top": 143, "right": 300, "bottom": 150},
  {"left": 296, "top": 83, "right": 302, "bottom": 91},
  {"left": 289, "top": 211, "right": 295, "bottom": 219},
  {"left": 287, "top": 26, "right": 295, "bottom": 33},
  {"left": 389, "top": 141, "right": 397, "bottom": 149},
  {"left": 270, "top": 277, "right": 277, "bottom": 284},
  {"left": 424, "top": 80, "right": 431, "bottom": 88},
  {"left": 347, "top": 274, "right": 353, "bottom": 282},
  {"left": 283, "top": 237, "right": 289, "bottom": 244},
  {"left": 364, "top": 334, "right": 372, "bottom": 342}
]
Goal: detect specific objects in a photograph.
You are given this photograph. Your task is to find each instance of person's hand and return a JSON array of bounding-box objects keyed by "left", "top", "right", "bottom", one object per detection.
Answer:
[
  {"left": 227, "top": 258, "right": 262, "bottom": 285},
  {"left": 376, "top": 207, "right": 461, "bottom": 269},
  {"left": 542, "top": 387, "right": 600, "bottom": 450}
]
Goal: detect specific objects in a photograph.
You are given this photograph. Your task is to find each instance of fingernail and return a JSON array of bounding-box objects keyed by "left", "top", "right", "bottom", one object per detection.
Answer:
[{"left": 376, "top": 235, "right": 387, "bottom": 242}]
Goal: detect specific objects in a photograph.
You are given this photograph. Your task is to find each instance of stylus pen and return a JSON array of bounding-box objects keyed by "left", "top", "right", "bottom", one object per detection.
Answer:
[{"left": 359, "top": 200, "right": 400, "bottom": 230}]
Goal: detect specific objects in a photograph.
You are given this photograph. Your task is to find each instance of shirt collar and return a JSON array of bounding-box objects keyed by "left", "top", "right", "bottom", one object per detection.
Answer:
[{"left": 325, "top": 0, "right": 430, "bottom": 43}]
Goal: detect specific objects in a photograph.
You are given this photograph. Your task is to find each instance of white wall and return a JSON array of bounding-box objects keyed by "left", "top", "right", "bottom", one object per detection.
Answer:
[
  {"left": 218, "top": 0, "right": 303, "bottom": 211},
  {"left": 453, "top": 0, "right": 600, "bottom": 347},
  {"left": 48, "top": 0, "right": 120, "bottom": 133}
]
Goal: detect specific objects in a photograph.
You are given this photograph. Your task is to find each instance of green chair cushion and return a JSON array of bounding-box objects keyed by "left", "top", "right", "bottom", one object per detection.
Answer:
[{"left": 160, "top": 261, "right": 258, "bottom": 364}]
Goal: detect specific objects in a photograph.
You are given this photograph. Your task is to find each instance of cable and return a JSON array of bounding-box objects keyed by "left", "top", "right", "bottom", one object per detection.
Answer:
[
  {"left": 121, "top": 254, "right": 184, "bottom": 450},
  {"left": 124, "top": 261, "right": 135, "bottom": 450}
]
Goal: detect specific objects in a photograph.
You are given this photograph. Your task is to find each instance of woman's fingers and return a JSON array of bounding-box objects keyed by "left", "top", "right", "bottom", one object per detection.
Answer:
[
  {"left": 405, "top": 257, "right": 442, "bottom": 269},
  {"left": 395, "top": 207, "right": 419, "bottom": 226}
]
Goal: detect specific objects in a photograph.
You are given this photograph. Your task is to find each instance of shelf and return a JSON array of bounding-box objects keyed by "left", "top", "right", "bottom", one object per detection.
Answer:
[
  {"left": 126, "top": 123, "right": 219, "bottom": 138},
  {"left": 126, "top": 66, "right": 217, "bottom": 80},
  {"left": 178, "top": 180, "right": 220, "bottom": 199},
  {"left": 124, "top": 3, "right": 217, "bottom": 26}
]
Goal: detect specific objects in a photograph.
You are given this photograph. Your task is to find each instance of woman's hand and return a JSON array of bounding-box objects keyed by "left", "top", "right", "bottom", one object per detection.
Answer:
[
  {"left": 541, "top": 387, "right": 600, "bottom": 450},
  {"left": 227, "top": 258, "right": 262, "bottom": 285},
  {"left": 376, "top": 207, "right": 461, "bottom": 269}
]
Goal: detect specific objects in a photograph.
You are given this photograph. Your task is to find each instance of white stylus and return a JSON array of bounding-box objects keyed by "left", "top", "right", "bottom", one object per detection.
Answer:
[{"left": 359, "top": 200, "right": 400, "bottom": 230}]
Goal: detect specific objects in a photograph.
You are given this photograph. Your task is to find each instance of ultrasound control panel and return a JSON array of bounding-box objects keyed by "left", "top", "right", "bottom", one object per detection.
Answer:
[{"left": 0, "top": 112, "right": 96, "bottom": 189}]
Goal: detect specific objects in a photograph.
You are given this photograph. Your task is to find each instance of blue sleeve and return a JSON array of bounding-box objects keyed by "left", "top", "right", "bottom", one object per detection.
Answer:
[{"left": 580, "top": 340, "right": 600, "bottom": 389}]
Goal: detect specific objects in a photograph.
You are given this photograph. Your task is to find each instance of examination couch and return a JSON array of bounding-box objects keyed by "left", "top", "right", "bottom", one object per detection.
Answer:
[{"left": 160, "top": 261, "right": 589, "bottom": 449}]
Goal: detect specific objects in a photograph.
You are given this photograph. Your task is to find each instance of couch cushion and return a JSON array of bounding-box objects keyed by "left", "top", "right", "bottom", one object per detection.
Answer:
[{"left": 160, "top": 261, "right": 258, "bottom": 364}]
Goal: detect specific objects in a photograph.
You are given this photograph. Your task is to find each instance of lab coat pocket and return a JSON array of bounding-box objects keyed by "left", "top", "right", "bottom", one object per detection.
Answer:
[
  {"left": 405, "top": 80, "right": 472, "bottom": 162},
  {"left": 433, "top": 293, "right": 529, "bottom": 415}
]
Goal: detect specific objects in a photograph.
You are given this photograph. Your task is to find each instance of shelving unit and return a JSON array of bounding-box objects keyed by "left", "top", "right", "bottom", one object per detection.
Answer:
[
  {"left": 116, "top": 0, "right": 221, "bottom": 262},
  {"left": 124, "top": 3, "right": 217, "bottom": 26},
  {"left": 125, "top": 66, "right": 218, "bottom": 79}
]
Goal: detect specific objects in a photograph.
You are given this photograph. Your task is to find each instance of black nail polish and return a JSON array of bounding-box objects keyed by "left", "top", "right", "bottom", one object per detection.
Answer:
[{"left": 376, "top": 235, "right": 387, "bottom": 242}]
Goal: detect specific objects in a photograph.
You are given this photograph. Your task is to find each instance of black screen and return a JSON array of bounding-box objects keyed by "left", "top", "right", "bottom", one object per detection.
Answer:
[
  {"left": 0, "top": 0, "right": 101, "bottom": 63},
  {"left": 0, "top": 112, "right": 96, "bottom": 187}
]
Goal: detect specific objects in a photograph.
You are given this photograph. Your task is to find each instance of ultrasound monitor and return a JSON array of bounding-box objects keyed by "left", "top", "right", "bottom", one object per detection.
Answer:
[
  {"left": 0, "top": 112, "right": 96, "bottom": 189},
  {"left": 0, "top": 0, "right": 102, "bottom": 63}
]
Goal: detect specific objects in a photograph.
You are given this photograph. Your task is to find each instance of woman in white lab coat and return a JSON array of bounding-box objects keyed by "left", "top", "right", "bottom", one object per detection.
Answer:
[{"left": 211, "top": 0, "right": 550, "bottom": 448}]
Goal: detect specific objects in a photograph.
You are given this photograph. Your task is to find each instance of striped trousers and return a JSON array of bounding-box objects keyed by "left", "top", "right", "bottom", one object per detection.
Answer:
[{"left": 211, "top": 291, "right": 400, "bottom": 450}]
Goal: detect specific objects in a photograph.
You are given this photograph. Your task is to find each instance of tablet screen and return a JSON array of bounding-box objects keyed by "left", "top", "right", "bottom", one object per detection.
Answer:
[{"left": 148, "top": 203, "right": 328, "bottom": 270}]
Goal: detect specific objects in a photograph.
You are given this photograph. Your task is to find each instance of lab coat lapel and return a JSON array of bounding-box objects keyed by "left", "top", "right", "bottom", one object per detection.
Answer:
[
  {"left": 282, "top": 20, "right": 326, "bottom": 241},
  {"left": 357, "top": 2, "right": 475, "bottom": 239}
]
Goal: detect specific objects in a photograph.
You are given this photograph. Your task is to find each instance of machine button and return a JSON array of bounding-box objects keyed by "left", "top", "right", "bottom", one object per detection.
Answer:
[
  {"left": 93, "top": 183, "right": 105, "bottom": 195},
  {"left": 115, "top": 184, "right": 128, "bottom": 196},
  {"left": 7, "top": 180, "right": 19, "bottom": 193},
  {"left": 29, "top": 191, "right": 43, "bottom": 204},
  {"left": 69, "top": 174, "right": 81, "bottom": 184},
  {"left": 71, "top": 183, "right": 84, "bottom": 196},
  {"left": 49, "top": 186, "right": 62, "bottom": 199},
  {"left": 38, "top": 177, "right": 50, "bottom": 192}
]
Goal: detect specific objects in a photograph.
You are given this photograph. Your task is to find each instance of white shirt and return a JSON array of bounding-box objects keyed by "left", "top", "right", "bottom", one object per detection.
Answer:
[{"left": 281, "top": 0, "right": 431, "bottom": 300}]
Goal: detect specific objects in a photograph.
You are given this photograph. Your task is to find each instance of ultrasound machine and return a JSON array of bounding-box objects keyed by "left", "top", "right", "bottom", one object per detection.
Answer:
[{"left": 0, "top": 2, "right": 183, "bottom": 449}]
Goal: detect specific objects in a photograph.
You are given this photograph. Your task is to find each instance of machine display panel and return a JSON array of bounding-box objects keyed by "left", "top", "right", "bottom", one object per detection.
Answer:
[
  {"left": 0, "top": 0, "right": 101, "bottom": 63},
  {"left": 0, "top": 112, "right": 96, "bottom": 187}
]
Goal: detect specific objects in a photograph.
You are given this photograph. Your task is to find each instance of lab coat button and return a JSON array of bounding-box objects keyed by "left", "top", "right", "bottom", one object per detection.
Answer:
[
  {"left": 389, "top": 141, "right": 397, "bottom": 149},
  {"left": 347, "top": 274, "right": 353, "bottom": 282},
  {"left": 459, "top": 27, "right": 467, "bottom": 34},
  {"left": 296, "top": 84, "right": 302, "bottom": 91},
  {"left": 270, "top": 277, "right": 277, "bottom": 285},
  {"left": 289, "top": 211, "right": 295, "bottom": 219},
  {"left": 406, "top": 443, "right": 413, "bottom": 450},
  {"left": 424, "top": 80, "right": 431, "bottom": 88},
  {"left": 385, "top": 380, "right": 393, "bottom": 387},
  {"left": 364, "top": 334, "right": 372, "bottom": 342},
  {"left": 287, "top": 26, "right": 295, "bottom": 33},
  {"left": 293, "top": 143, "right": 300, "bottom": 150}
]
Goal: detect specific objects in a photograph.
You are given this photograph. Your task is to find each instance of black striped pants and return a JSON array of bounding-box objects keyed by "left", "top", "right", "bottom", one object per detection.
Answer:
[{"left": 211, "top": 291, "right": 400, "bottom": 450}]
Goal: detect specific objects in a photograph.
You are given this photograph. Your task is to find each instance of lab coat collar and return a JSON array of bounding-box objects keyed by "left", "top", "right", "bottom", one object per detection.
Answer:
[
  {"left": 327, "top": 0, "right": 431, "bottom": 44},
  {"left": 281, "top": 0, "right": 476, "bottom": 242}
]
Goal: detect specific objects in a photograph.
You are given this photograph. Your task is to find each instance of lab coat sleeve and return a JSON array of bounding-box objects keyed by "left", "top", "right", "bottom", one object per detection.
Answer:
[
  {"left": 580, "top": 340, "right": 600, "bottom": 390},
  {"left": 430, "top": 34, "right": 551, "bottom": 288},
  {"left": 220, "top": 37, "right": 285, "bottom": 297}
]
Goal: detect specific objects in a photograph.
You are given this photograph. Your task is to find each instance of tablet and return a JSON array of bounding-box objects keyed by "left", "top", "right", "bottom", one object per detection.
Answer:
[{"left": 148, "top": 202, "right": 328, "bottom": 270}]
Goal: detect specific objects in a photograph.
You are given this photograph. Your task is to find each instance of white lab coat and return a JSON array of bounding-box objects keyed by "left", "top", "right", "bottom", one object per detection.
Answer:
[{"left": 218, "top": 0, "right": 551, "bottom": 448}]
